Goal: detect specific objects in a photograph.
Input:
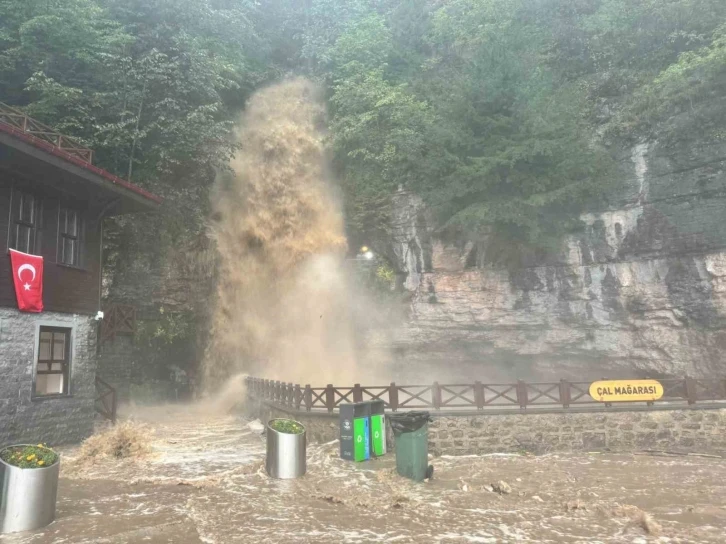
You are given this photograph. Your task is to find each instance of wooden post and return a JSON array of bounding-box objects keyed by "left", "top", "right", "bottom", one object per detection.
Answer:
[
  {"left": 517, "top": 380, "right": 528, "bottom": 410},
  {"left": 325, "top": 384, "right": 335, "bottom": 413},
  {"left": 685, "top": 376, "right": 697, "bottom": 405},
  {"left": 353, "top": 383, "right": 363, "bottom": 403},
  {"left": 389, "top": 382, "right": 399, "bottom": 412},
  {"left": 287, "top": 382, "right": 294, "bottom": 406},
  {"left": 304, "top": 384, "right": 312, "bottom": 412},
  {"left": 474, "top": 381, "right": 484, "bottom": 410},
  {"left": 111, "top": 388, "right": 118, "bottom": 425},
  {"left": 559, "top": 379, "right": 571, "bottom": 409},
  {"left": 432, "top": 381, "right": 442, "bottom": 410},
  {"left": 294, "top": 384, "right": 302, "bottom": 410}
]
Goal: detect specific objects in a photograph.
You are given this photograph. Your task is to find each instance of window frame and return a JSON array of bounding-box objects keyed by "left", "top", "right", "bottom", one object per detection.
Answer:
[
  {"left": 8, "top": 187, "right": 43, "bottom": 255},
  {"left": 32, "top": 323, "right": 74, "bottom": 400},
  {"left": 56, "top": 205, "right": 84, "bottom": 268}
]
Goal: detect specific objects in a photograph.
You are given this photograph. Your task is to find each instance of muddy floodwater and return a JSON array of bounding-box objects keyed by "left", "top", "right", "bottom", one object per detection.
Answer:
[{"left": 2, "top": 406, "right": 725, "bottom": 543}]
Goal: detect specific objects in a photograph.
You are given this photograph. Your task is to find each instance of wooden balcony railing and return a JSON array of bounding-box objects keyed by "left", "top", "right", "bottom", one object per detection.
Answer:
[{"left": 0, "top": 102, "right": 93, "bottom": 164}]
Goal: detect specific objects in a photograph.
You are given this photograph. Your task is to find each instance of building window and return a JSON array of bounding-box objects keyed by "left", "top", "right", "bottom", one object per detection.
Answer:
[
  {"left": 34, "top": 327, "right": 71, "bottom": 397},
  {"left": 9, "top": 189, "right": 41, "bottom": 254},
  {"left": 58, "top": 207, "right": 82, "bottom": 266}
]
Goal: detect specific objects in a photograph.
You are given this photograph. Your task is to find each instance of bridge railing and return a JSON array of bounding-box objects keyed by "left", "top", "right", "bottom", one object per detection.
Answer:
[{"left": 245, "top": 376, "right": 726, "bottom": 413}]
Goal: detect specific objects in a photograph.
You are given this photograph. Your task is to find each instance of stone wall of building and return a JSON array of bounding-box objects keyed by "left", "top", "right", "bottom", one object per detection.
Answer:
[
  {"left": 0, "top": 308, "right": 98, "bottom": 447},
  {"left": 249, "top": 399, "right": 726, "bottom": 456}
]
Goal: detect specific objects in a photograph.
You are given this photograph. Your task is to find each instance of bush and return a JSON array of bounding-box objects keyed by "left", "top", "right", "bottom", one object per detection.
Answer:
[
  {"left": 0, "top": 444, "right": 58, "bottom": 469},
  {"left": 269, "top": 419, "right": 305, "bottom": 434}
]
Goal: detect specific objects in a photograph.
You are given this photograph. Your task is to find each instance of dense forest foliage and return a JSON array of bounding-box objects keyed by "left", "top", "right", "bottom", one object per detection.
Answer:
[
  {"left": 3, "top": 0, "right": 726, "bottom": 247},
  {"left": 3, "top": 0, "right": 726, "bottom": 385}
]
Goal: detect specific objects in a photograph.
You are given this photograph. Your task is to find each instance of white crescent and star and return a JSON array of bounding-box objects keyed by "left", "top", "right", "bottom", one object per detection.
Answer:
[{"left": 17, "top": 263, "right": 36, "bottom": 291}]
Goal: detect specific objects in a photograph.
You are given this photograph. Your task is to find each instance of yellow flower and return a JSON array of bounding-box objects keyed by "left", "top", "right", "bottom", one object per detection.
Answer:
[
  {"left": 26, "top": 454, "right": 36, "bottom": 461},
  {"left": 37, "top": 444, "right": 44, "bottom": 448},
  {"left": 38, "top": 461, "right": 45, "bottom": 466}
]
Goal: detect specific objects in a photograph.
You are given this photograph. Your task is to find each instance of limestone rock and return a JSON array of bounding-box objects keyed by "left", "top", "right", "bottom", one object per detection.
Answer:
[{"left": 378, "top": 140, "right": 726, "bottom": 381}]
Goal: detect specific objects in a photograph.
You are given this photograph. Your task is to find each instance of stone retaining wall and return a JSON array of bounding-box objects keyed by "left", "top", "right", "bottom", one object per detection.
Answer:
[
  {"left": 427, "top": 408, "right": 726, "bottom": 456},
  {"left": 254, "top": 400, "right": 340, "bottom": 444},
  {"left": 250, "top": 399, "right": 726, "bottom": 456}
]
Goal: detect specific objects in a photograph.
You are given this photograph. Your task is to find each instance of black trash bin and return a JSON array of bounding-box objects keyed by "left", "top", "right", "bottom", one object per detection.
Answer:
[{"left": 389, "top": 411, "right": 433, "bottom": 482}]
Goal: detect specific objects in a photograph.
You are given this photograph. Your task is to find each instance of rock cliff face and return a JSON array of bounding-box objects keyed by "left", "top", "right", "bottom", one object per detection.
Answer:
[{"left": 385, "top": 140, "right": 726, "bottom": 382}]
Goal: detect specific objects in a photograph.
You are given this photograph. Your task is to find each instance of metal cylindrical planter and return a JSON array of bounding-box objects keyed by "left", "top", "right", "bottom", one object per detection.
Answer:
[
  {"left": 265, "top": 419, "right": 306, "bottom": 479},
  {"left": 0, "top": 447, "right": 60, "bottom": 534}
]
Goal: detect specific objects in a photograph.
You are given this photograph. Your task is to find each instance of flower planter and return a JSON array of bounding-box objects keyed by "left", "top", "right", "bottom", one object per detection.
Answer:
[
  {"left": 0, "top": 445, "right": 60, "bottom": 534},
  {"left": 265, "top": 419, "right": 306, "bottom": 479}
]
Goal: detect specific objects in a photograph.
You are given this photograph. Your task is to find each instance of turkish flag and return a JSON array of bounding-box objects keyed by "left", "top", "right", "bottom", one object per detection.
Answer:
[{"left": 9, "top": 249, "right": 44, "bottom": 312}]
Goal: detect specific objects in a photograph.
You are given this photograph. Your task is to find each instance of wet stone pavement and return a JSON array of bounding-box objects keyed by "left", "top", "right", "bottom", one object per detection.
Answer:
[{"left": 2, "top": 406, "right": 726, "bottom": 543}]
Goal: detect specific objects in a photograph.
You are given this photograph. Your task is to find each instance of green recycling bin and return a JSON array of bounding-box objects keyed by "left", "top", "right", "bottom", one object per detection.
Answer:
[
  {"left": 339, "top": 402, "right": 371, "bottom": 462},
  {"left": 389, "top": 411, "right": 433, "bottom": 482},
  {"left": 369, "top": 400, "right": 386, "bottom": 457}
]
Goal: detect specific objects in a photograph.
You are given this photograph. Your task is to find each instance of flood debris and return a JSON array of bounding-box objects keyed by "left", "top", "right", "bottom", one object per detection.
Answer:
[
  {"left": 80, "top": 422, "right": 153, "bottom": 461},
  {"left": 564, "top": 499, "right": 587, "bottom": 512},
  {"left": 246, "top": 419, "right": 265, "bottom": 433},
  {"left": 598, "top": 503, "right": 662, "bottom": 536},
  {"left": 492, "top": 480, "right": 512, "bottom": 494},
  {"left": 637, "top": 511, "right": 662, "bottom": 536}
]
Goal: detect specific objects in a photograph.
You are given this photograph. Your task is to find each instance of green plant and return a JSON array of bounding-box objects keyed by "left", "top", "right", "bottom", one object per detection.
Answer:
[
  {"left": 269, "top": 419, "right": 305, "bottom": 434},
  {"left": 0, "top": 444, "right": 58, "bottom": 469}
]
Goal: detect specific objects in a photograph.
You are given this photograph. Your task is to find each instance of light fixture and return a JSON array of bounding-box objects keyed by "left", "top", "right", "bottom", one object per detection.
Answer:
[{"left": 364, "top": 251, "right": 374, "bottom": 260}]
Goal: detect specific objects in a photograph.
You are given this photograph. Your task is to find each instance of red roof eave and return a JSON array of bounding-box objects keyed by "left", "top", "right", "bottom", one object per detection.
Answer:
[{"left": 0, "top": 122, "right": 163, "bottom": 205}]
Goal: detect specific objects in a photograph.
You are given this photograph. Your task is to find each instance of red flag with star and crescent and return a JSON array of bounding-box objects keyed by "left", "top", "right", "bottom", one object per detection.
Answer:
[{"left": 9, "top": 249, "right": 44, "bottom": 312}]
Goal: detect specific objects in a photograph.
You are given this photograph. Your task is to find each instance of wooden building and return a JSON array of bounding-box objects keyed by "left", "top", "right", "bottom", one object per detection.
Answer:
[{"left": 0, "top": 103, "right": 160, "bottom": 445}]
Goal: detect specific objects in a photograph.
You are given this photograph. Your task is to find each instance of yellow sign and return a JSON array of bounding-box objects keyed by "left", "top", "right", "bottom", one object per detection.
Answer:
[{"left": 589, "top": 380, "right": 664, "bottom": 402}]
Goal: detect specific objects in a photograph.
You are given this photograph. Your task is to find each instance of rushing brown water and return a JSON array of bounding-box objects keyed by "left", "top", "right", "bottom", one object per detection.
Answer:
[
  {"left": 204, "top": 78, "right": 368, "bottom": 389},
  {"left": 5, "top": 407, "right": 725, "bottom": 544}
]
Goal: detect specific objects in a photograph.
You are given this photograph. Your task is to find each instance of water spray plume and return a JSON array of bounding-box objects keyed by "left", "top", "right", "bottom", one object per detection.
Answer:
[{"left": 204, "top": 78, "right": 377, "bottom": 391}]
